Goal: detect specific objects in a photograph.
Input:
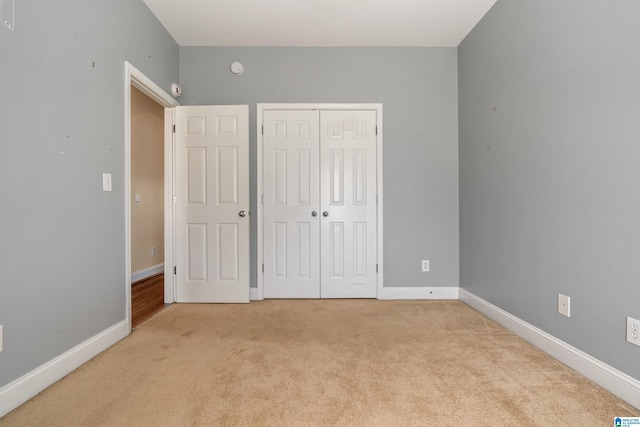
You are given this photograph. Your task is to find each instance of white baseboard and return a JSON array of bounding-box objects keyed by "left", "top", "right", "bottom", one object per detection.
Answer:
[
  {"left": 0, "top": 320, "right": 129, "bottom": 418},
  {"left": 131, "top": 263, "right": 164, "bottom": 283},
  {"left": 250, "top": 286, "right": 458, "bottom": 300},
  {"left": 379, "top": 286, "right": 459, "bottom": 300},
  {"left": 459, "top": 289, "right": 640, "bottom": 410}
]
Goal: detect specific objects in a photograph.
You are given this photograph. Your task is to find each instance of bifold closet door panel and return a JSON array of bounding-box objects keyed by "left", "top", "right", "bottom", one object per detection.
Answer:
[
  {"left": 320, "top": 110, "right": 378, "bottom": 298},
  {"left": 263, "top": 110, "right": 321, "bottom": 298}
]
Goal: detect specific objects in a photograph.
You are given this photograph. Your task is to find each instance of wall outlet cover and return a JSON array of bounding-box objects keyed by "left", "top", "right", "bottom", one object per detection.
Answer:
[
  {"left": 558, "top": 294, "right": 570, "bottom": 317},
  {"left": 421, "top": 260, "right": 430, "bottom": 272},
  {"left": 627, "top": 317, "right": 640, "bottom": 347}
]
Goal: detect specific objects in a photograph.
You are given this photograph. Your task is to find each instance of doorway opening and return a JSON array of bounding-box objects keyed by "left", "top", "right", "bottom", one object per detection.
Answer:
[
  {"left": 130, "top": 85, "right": 166, "bottom": 327},
  {"left": 124, "top": 62, "right": 179, "bottom": 331}
]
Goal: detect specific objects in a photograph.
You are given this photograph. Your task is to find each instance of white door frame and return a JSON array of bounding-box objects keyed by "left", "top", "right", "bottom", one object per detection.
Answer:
[
  {"left": 256, "top": 103, "right": 384, "bottom": 300},
  {"left": 124, "top": 62, "right": 179, "bottom": 331}
]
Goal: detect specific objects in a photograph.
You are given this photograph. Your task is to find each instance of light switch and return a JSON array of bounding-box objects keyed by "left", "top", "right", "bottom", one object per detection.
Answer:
[
  {"left": 135, "top": 194, "right": 140, "bottom": 203},
  {"left": 102, "top": 173, "right": 112, "bottom": 192}
]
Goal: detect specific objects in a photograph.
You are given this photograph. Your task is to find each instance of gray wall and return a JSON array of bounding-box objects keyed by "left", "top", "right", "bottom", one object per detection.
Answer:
[
  {"left": 0, "top": 1, "right": 178, "bottom": 387},
  {"left": 179, "top": 47, "right": 460, "bottom": 289},
  {"left": 459, "top": 0, "right": 640, "bottom": 380}
]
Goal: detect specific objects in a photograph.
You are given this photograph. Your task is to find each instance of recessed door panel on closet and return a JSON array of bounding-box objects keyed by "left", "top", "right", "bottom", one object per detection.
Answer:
[{"left": 262, "top": 108, "right": 378, "bottom": 299}]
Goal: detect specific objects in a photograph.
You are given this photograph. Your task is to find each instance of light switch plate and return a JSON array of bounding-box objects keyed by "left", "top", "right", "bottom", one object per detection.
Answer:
[
  {"left": 102, "top": 173, "right": 112, "bottom": 192},
  {"left": 1, "top": 0, "right": 15, "bottom": 31}
]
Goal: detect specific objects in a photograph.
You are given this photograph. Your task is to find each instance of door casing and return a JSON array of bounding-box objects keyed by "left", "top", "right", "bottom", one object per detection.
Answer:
[
  {"left": 256, "top": 103, "right": 384, "bottom": 300},
  {"left": 125, "top": 62, "right": 179, "bottom": 332}
]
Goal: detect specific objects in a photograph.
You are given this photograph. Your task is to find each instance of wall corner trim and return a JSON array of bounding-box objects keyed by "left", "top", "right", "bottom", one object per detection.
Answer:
[
  {"left": 0, "top": 320, "right": 129, "bottom": 418},
  {"left": 459, "top": 289, "right": 640, "bottom": 409},
  {"left": 379, "top": 286, "right": 459, "bottom": 300}
]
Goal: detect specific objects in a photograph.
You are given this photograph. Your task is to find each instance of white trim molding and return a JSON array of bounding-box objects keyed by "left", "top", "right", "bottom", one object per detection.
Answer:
[
  {"left": 124, "top": 61, "right": 179, "bottom": 318},
  {"left": 131, "top": 263, "right": 164, "bottom": 283},
  {"left": 0, "top": 320, "right": 129, "bottom": 418},
  {"left": 460, "top": 289, "right": 640, "bottom": 409},
  {"left": 379, "top": 286, "right": 459, "bottom": 300}
]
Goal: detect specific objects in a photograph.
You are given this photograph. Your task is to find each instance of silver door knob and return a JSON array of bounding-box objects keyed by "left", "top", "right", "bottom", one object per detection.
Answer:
[
  {"left": 322, "top": 211, "right": 329, "bottom": 217},
  {"left": 311, "top": 211, "right": 318, "bottom": 217},
  {"left": 239, "top": 210, "right": 247, "bottom": 217}
]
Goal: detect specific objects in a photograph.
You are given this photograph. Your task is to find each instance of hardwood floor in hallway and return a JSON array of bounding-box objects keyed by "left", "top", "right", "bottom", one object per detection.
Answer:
[{"left": 131, "top": 273, "right": 165, "bottom": 328}]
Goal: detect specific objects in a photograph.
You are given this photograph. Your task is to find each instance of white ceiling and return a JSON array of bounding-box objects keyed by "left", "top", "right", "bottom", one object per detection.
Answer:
[{"left": 143, "top": 0, "right": 497, "bottom": 47}]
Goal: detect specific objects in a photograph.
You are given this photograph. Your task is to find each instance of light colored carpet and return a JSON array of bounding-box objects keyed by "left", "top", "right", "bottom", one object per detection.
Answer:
[{"left": 1, "top": 300, "right": 637, "bottom": 426}]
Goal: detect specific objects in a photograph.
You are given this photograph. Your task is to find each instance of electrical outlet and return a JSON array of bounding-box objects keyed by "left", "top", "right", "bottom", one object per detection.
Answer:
[
  {"left": 558, "top": 294, "right": 570, "bottom": 317},
  {"left": 627, "top": 317, "right": 640, "bottom": 347},
  {"left": 421, "top": 260, "right": 430, "bottom": 272},
  {"left": 151, "top": 246, "right": 156, "bottom": 256}
]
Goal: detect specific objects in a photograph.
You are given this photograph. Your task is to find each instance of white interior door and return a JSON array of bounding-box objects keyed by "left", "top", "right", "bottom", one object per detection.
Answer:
[
  {"left": 320, "top": 110, "right": 378, "bottom": 298},
  {"left": 175, "top": 105, "right": 250, "bottom": 303},
  {"left": 262, "top": 108, "right": 378, "bottom": 299},
  {"left": 263, "top": 110, "right": 320, "bottom": 298}
]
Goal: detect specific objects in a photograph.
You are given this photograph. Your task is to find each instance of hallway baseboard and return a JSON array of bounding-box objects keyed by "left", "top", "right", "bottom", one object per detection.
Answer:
[{"left": 131, "top": 264, "right": 164, "bottom": 283}]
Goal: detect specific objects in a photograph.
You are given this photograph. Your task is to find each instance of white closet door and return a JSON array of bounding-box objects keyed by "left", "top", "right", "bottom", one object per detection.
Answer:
[
  {"left": 175, "top": 105, "right": 250, "bottom": 303},
  {"left": 320, "top": 110, "right": 378, "bottom": 298},
  {"left": 263, "top": 110, "right": 321, "bottom": 298}
]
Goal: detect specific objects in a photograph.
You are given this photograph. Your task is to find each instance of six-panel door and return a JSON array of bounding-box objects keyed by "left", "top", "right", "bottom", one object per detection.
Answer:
[
  {"left": 263, "top": 110, "right": 321, "bottom": 298},
  {"left": 320, "top": 110, "right": 378, "bottom": 298},
  {"left": 175, "top": 105, "right": 250, "bottom": 303}
]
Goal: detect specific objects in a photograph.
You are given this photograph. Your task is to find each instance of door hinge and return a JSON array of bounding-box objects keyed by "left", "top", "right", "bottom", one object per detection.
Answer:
[
  {"left": 173, "top": 124, "right": 176, "bottom": 133},
  {"left": 376, "top": 264, "right": 378, "bottom": 273},
  {"left": 261, "top": 194, "right": 264, "bottom": 205},
  {"left": 174, "top": 266, "right": 177, "bottom": 275},
  {"left": 376, "top": 194, "right": 378, "bottom": 205},
  {"left": 261, "top": 126, "right": 264, "bottom": 135},
  {"left": 262, "top": 264, "right": 264, "bottom": 273},
  {"left": 375, "top": 126, "right": 378, "bottom": 135}
]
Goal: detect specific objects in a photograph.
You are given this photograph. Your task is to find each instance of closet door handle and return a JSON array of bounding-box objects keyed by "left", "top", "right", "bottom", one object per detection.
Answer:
[
  {"left": 238, "top": 210, "right": 247, "bottom": 217},
  {"left": 322, "top": 211, "right": 329, "bottom": 217},
  {"left": 311, "top": 211, "right": 318, "bottom": 217}
]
